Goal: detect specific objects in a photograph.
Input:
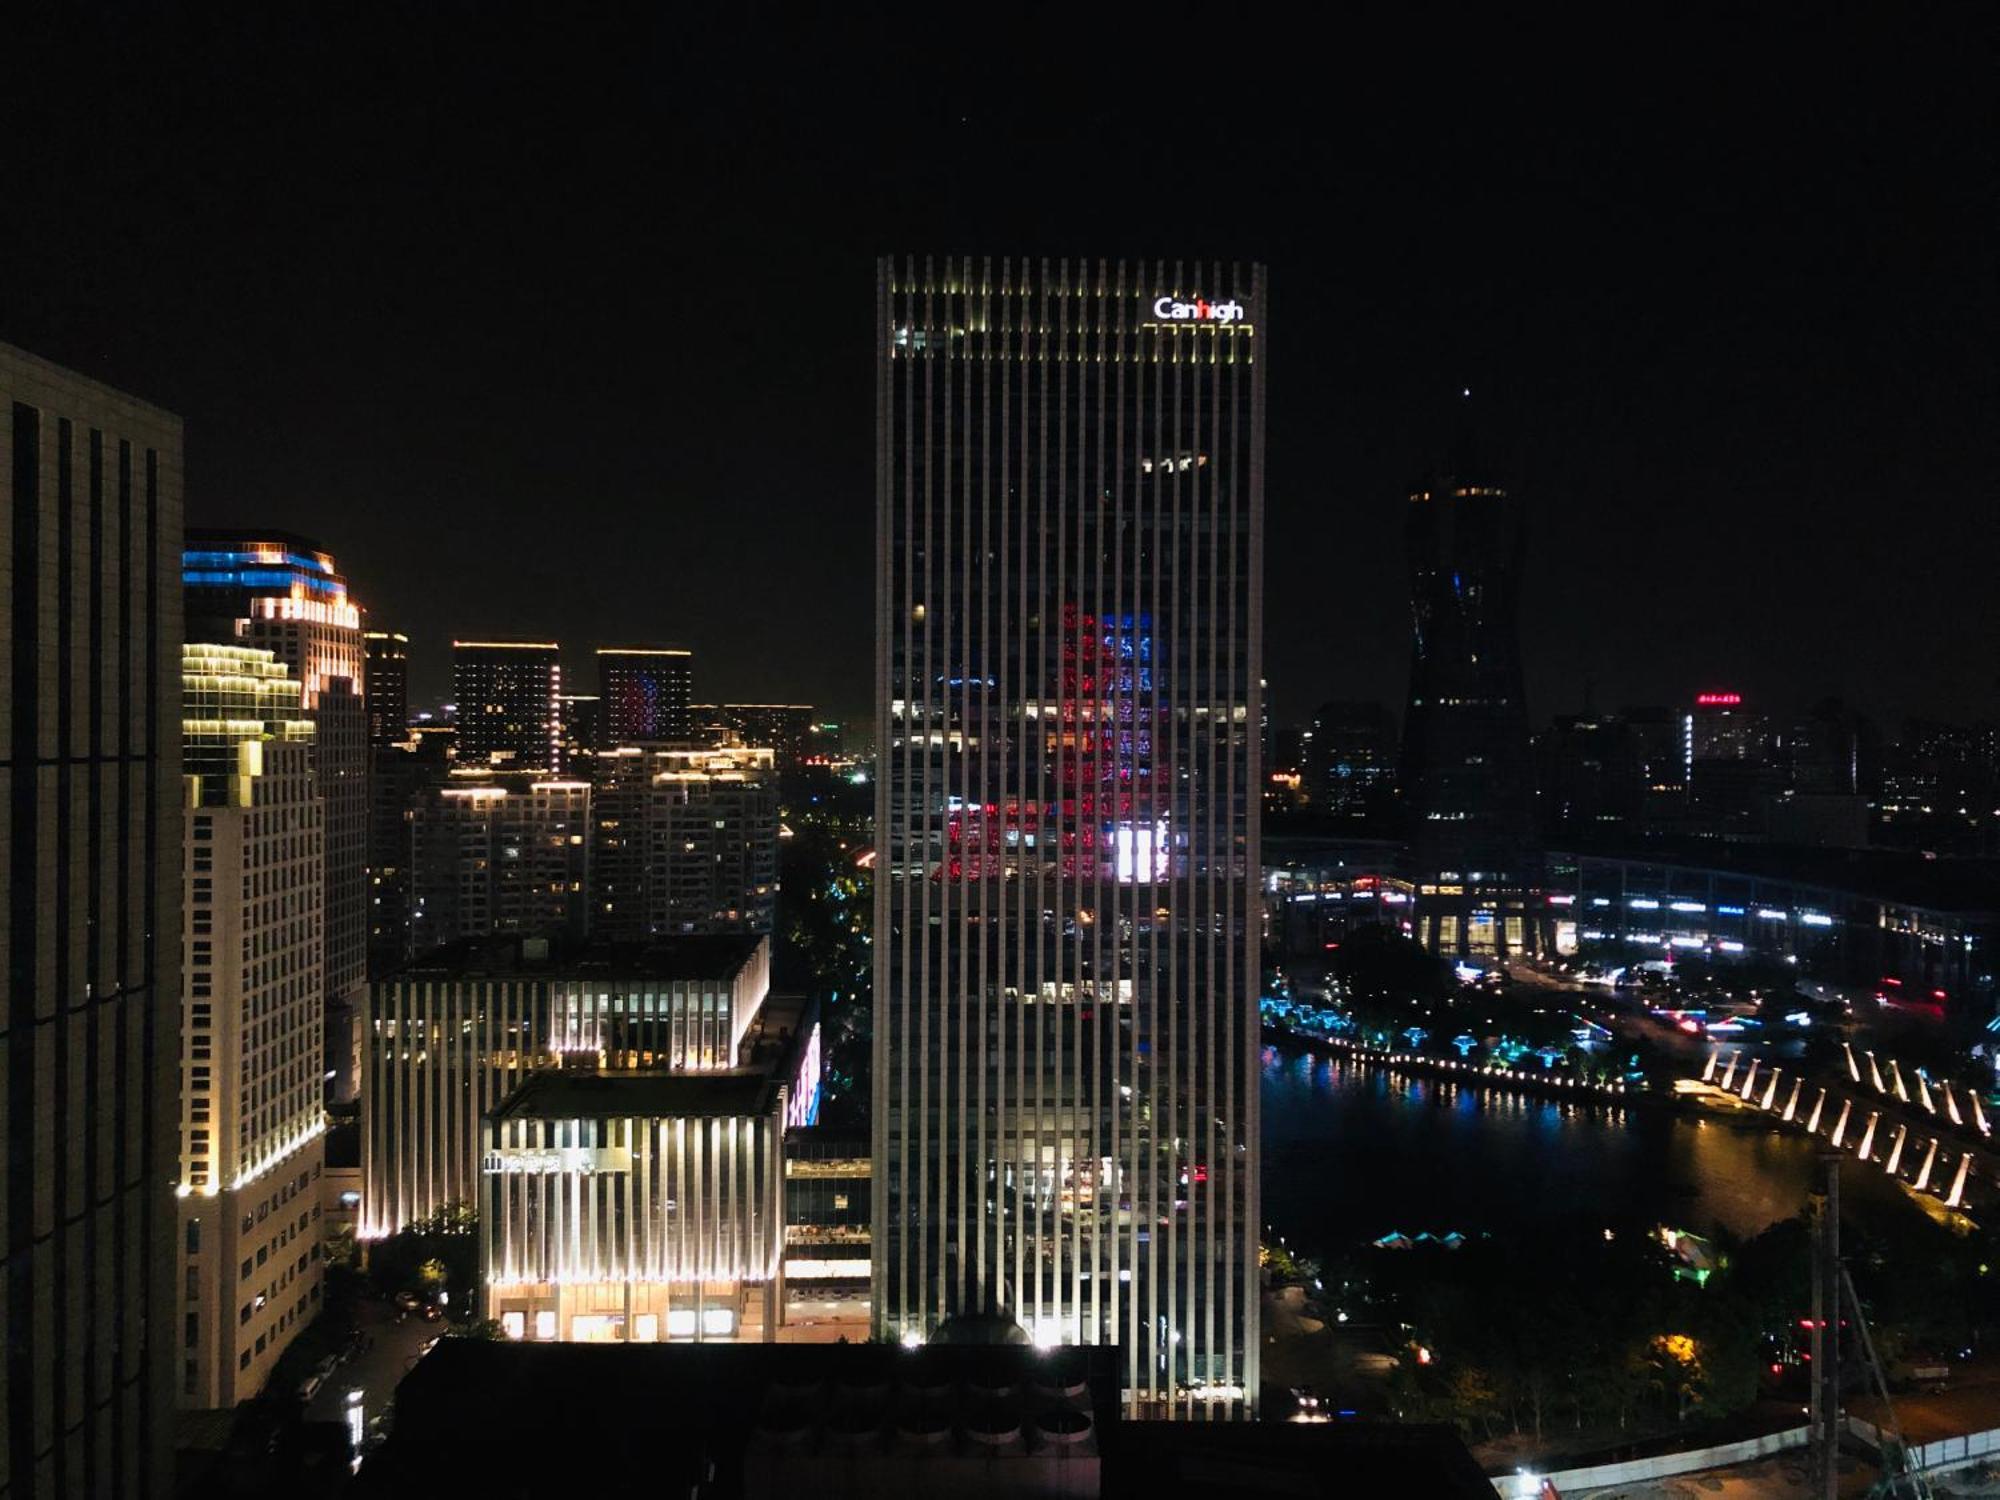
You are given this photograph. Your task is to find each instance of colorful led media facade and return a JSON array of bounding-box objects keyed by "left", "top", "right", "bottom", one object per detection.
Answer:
[{"left": 875, "top": 257, "right": 1264, "bottom": 1415}]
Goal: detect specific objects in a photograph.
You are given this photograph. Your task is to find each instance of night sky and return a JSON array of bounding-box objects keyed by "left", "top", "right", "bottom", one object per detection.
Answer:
[{"left": 3, "top": 12, "right": 1992, "bottom": 735}]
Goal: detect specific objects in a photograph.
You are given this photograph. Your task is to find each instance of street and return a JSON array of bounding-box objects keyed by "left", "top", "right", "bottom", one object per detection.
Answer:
[{"left": 302, "top": 1295, "right": 439, "bottom": 1441}]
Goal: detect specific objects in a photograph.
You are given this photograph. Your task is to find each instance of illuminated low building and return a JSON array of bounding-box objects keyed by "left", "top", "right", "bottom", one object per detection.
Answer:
[
  {"left": 362, "top": 934, "right": 771, "bottom": 1237},
  {"left": 481, "top": 1070, "right": 786, "bottom": 1343}
]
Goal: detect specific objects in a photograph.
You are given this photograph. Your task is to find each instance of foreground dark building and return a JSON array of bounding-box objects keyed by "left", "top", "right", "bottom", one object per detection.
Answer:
[
  {"left": 1399, "top": 429, "right": 1540, "bottom": 958},
  {"left": 355, "top": 1339, "right": 1492, "bottom": 1498},
  {"left": 4, "top": 343, "right": 183, "bottom": 1497}
]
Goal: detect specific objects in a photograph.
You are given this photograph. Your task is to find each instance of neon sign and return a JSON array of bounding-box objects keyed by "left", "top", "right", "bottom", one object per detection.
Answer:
[
  {"left": 1694, "top": 693, "right": 1742, "bottom": 706},
  {"left": 1149, "top": 295, "right": 1246, "bottom": 325}
]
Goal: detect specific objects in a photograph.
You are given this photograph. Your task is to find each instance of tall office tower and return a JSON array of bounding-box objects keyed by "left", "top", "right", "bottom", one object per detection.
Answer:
[
  {"left": 1400, "top": 435, "right": 1540, "bottom": 958},
  {"left": 1302, "top": 700, "right": 1396, "bottom": 820},
  {"left": 557, "top": 693, "right": 601, "bottom": 767},
  {"left": 363, "top": 629, "right": 409, "bottom": 747},
  {"left": 718, "top": 703, "right": 815, "bottom": 770},
  {"left": 175, "top": 644, "right": 325, "bottom": 1408},
  {"left": 3, "top": 344, "right": 182, "bottom": 1498},
  {"left": 644, "top": 745, "right": 779, "bottom": 934},
  {"left": 874, "top": 258, "right": 1264, "bottom": 1415},
  {"left": 453, "top": 640, "right": 562, "bottom": 770},
  {"left": 407, "top": 776, "right": 592, "bottom": 950},
  {"left": 183, "top": 530, "right": 367, "bottom": 1103},
  {"left": 597, "top": 646, "right": 693, "bottom": 744}
]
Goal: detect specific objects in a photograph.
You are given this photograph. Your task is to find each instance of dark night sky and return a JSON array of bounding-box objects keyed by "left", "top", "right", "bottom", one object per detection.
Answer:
[{"left": 4, "top": 10, "right": 1993, "bottom": 736}]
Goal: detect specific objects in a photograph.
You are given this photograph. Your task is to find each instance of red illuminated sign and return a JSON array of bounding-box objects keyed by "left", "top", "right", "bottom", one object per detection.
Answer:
[{"left": 1694, "top": 693, "right": 1742, "bottom": 707}]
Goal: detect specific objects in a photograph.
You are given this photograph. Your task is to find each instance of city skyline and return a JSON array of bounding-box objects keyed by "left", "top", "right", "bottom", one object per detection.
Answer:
[{"left": 1, "top": 15, "right": 1991, "bottom": 729}]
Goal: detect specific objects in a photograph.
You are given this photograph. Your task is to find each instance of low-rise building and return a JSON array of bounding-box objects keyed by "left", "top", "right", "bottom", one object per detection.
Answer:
[{"left": 481, "top": 1070, "right": 787, "bottom": 1343}]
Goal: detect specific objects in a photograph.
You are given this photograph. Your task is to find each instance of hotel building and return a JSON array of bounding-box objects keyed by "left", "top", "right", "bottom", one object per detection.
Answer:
[
  {"left": 175, "top": 644, "right": 325, "bottom": 1408},
  {"left": 184, "top": 530, "right": 368, "bottom": 1101},
  {"left": 4, "top": 343, "right": 183, "bottom": 1497},
  {"left": 598, "top": 646, "right": 694, "bottom": 745},
  {"left": 362, "top": 934, "right": 770, "bottom": 1237},
  {"left": 874, "top": 258, "right": 1264, "bottom": 1413},
  {"left": 453, "top": 640, "right": 562, "bottom": 770},
  {"left": 479, "top": 1070, "right": 786, "bottom": 1344}
]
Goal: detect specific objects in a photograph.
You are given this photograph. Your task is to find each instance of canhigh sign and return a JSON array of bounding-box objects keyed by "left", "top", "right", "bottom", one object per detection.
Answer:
[{"left": 1149, "top": 295, "right": 1247, "bottom": 325}]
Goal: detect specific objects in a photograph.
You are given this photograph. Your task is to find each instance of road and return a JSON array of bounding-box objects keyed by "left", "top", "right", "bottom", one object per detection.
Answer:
[{"left": 302, "top": 1295, "right": 438, "bottom": 1437}]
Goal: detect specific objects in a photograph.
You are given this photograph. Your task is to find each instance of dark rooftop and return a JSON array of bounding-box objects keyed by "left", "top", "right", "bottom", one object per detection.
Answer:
[
  {"left": 387, "top": 932, "right": 767, "bottom": 983},
  {"left": 355, "top": 1340, "right": 1491, "bottom": 1498},
  {"left": 490, "top": 1068, "right": 778, "bottom": 1122}
]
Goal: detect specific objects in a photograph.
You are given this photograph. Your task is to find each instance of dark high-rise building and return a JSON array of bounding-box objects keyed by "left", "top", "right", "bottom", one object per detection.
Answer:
[
  {"left": 183, "top": 528, "right": 368, "bottom": 1100},
  {"left": 598, "top": 646, "right": 693, "bottom": 745},
  {"left": 1536, "top": 713, "right": 1646, "bottom": 840},
  {"left": 875, "top": 257, "right": 1263, "bottom": 1415},
  {"left": 453, "top": 639, "right": 562, "bottom": 770},
  {"left": 4, "top": 343, "right": 183, "bottom": 1497},
  {"left": 1400, "top": 433, "right": 1540, "bottom": 957},
  {"left": 364, "top": 628, "right": 409, "bottom": 747},
  {"left": 1302, "top": 701, "right": 1396, "bottom": 820},
  {"left": 407, "top": 774, "right": 592, "bottom": 950},
  {"left": 557, "top": 692, "right": 602, "bottom": 767},
  {"left": 716, "top": 703, "right": 814, "bottom": 770}
]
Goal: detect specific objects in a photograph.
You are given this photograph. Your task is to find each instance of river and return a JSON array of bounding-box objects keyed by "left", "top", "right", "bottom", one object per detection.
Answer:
[{"left": 1259, "top": 1041, "right": 1904, "bottom": 1252}]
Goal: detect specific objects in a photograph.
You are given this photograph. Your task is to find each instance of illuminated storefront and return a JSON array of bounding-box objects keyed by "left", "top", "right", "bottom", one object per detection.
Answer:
[{"left": 481, "top": 1071, "right": 785, "bottom": 1342}]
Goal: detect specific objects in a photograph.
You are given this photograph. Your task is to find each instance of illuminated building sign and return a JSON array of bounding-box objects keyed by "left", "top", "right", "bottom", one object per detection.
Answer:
[
  {"left": 1694, "top": 693, "right": 1742, "bottom": 707},
  {"left": 1148, "top": 295, "right": 1247, "bottom": 325},
  {"left": 481, "top": 1147, "right": 631, "bottom": 1176},
  {"left": 787, "top": 1023, "right": 823, "bottom": 1130}
]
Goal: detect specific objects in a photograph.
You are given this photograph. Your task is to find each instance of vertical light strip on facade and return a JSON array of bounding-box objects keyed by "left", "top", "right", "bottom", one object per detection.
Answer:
[{"left": 873, "top": 258, "right": 1263, "bottom": 1415}]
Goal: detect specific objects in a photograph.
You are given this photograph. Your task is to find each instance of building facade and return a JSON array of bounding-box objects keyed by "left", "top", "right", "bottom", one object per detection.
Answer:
[
  {"left": 1400, "top": 437, "right": 1541, "bottom": 958},
  {"left": 407, "top": 776, "right": 592, "bottom": 951},
  {"left": 184, "top": 530, "right": 368, "bottom": 1102},
  {"left": 713, "top": 704, "right": 815, "bottom": 770},
  {"left": 645, "top": 745, "right": 779, "bottom": 935},
  {"left": 175, "top": 644, "right": 325, "bottom": 1408},
  {"left": 1302, "top": 700, "right": 1396, "bottom": 820},
  {"left": 453, "top": 640, "right": 561, "bottom": 771},
  {"left": 362, "top": 935, "right": 771, "bottom": 1237},
  {"left": 3, "top": 343, "right": 183, "bottom": 1497},
  {"left": 598, "top": 646, "right": 693, "bottom": 745},
  {"left": 874, "top": 258, "right": 1263, "bottom": 1414},
  {"left": 480, "top": 1072, "right": 786, "bottom": 1344},
  {"left": 363, "top": 629, "right": 408, "bottom": 748}
]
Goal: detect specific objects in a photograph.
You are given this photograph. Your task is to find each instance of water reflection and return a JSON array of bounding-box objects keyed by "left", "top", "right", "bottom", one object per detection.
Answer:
[{"left": 1261, "top": 1043, "right": 1832, "bottom": 1250}]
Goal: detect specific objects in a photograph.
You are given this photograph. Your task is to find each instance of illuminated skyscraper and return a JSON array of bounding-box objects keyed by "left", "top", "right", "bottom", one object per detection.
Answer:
[
  {"left": 184, "top": 529, "right": 368, "bottom": 1100},
  {"left": 874, "top": 257, "right": 1263, "bottom": 1415},
  {"left": 453, "top": 639, "right": 562, "bottom": 770},
  {"left": 175, "top": 644, "right": 324, "bottom": 1408},
  {"left": 598, "top": 645, "right": 693, "bottom": 745},
  {"left": 1399, "top": 431, "right": 1540, "bottom": 956},
  {"left": 4, "top": 343, "right": 183, "bottom": 1497}
]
